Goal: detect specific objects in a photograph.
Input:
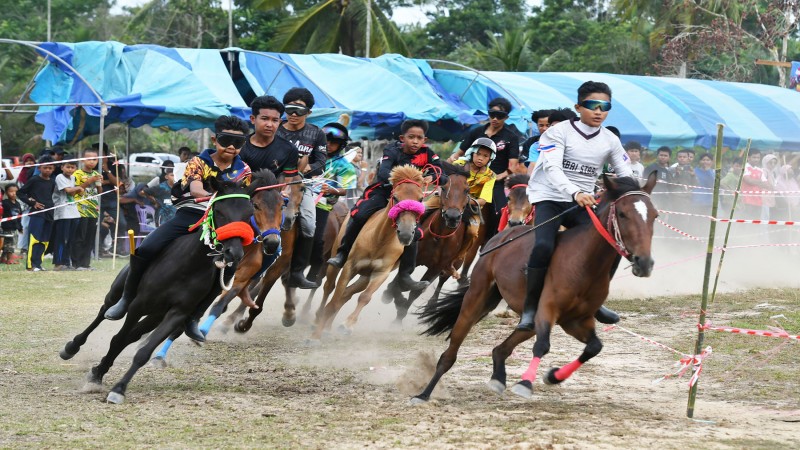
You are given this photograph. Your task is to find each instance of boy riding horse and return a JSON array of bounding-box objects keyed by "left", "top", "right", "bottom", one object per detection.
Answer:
[{"left": 327, "top": 119, "right": 448, "bottom": 291}]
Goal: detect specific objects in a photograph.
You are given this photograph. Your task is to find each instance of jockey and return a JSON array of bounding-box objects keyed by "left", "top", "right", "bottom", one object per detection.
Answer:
[
  {"left": 105, "top": 115, "right": 252, "bottom": 342},
  {"left": 327, "top": 119, "right": 448, "bottom": 291},
  {"left": 517, "top": 81, "right": 632, "bottom": 332},
  {"left": 450, "top": 137, "right": 496, "bottom": 261}
]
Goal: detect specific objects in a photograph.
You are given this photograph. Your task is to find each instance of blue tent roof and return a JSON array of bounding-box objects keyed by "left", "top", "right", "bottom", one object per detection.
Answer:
[
  {"left": 430, "top": 68, "right": 800, "bottom": 151},
  {"left": 30, "top": 41, "right": 248, "bottom": 143}
]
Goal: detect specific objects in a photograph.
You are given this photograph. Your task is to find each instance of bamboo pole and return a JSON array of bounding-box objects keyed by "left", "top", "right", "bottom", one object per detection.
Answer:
[
  {"left": 686, "top": 124, "right": 725, "bottom": 418},
  {"left": 112, "top": 155, "right": 121, "bottom": 270},
  {"left": 709, "top": 139, "right": 751, "bottom": 304}
]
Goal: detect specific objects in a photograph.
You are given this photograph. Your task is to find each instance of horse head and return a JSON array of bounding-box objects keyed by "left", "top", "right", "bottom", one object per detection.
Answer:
[
  {"left": 601, "top": 172, "right": 658, "bottom": 277},
  {"left": 248, "top": 170, "right": 283, "bottom": 255},
  {"left": 205, "top": 176, "right": 256, "bottom": 267},
  {"left": 505, "top": 174, "right": 532, "bottom": 227},
  {"left": 279, "top": 174, "right": 304, "bottom": 231},
  {"left": 439, "top": 162, "right": 470, "bottom": 228},
  {"left": 388, "top": 165, "right": 425, "bottom": 246}
]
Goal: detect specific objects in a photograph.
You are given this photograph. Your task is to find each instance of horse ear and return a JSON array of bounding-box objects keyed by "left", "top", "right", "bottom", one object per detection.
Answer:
[
  {"left": 602, "top": 173, "right": 618, "bottom": 192},
  {"left": 208, "top": 174, "right": 222, "bottom": 193},
  {"left": 643, "top": 171, "right": 658, "bottom": 194}
]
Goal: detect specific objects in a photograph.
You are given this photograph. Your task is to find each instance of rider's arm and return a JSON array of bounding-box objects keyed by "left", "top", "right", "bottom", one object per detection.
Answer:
[
  {"left": 376, "top": 147, "right": 397, "bottom": 185},
  {"left": 188, "top": 180, "right": 210, "bottom": 198},
  {"left": 607, "top": 136, "right": 633, "bottom": 178},
  {"left": 305, "top": 131, "right": 328, "bottom": 177},
  {"left": 538, "top": 127, "right": 582, "bottom": 199}
]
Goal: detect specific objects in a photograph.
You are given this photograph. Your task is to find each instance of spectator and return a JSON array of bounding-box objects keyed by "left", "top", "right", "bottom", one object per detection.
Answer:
[
  {"left": 72, "top": 149, "right": 103, "bottom": 270},
  {"left": 18, "top": 156, "right": 56, "bottom": 271},
  {"left": 51, "top": 159, "right": 83, "bottom": 270},
  {"left": 624, "top": 141, "right": 645, "bottom": 179},
  {"left": 741, "top": 151, "right": 770, "bottom": 219},
  {"left": 1, "top": 184, "right": 23, "bottom": 264},
  {"left": 760, "top": 154, "right": 779, "bottom": 220},
  {"left": 16, "top": 153, "right": 36, "bottom": 186},
  {"left": 144, "top": 170, "right": 176, "bottom": 226},
  {"left": 178, "top": 146, "right": 192, "bottom": 163},
  {"left": 720, "top": 158, "right": 743, "bottom": 212},
  {"left": 692, "top": 153, "right": 714, "bottom": 207},
  {"left": 519, "top": 109, "right": 554, "bottom": 170},
  {"left": 644, "top": 146, "right": 673, "bottom": 190}
]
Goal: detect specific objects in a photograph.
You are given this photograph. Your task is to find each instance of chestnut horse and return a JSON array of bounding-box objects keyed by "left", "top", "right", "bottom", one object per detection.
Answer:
[
  {"left": 499, "top": 174, "right": 534, "bottom": 230},
  {"left": 413, "top": 174, "right": 658, "bottom": 403},
  {"left": 310, "top": 165, "right": 425, "bottom": 340}
]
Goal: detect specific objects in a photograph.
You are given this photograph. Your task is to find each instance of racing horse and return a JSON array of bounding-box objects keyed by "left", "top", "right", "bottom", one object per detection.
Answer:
[
  {"left": 310, "top": 165, "right": 426, "bottom": 340},
  {"left": 221, "top": 174, "right": 305, "bottom": 332},
  {"left": 413, "top": 173, "right": 658, "bottom": 403},
  {"left": 383, "top": 163, "right": 472, "bottom": 323},
  {"left": 67, "top": 178, "right": 256, "bottom": 403},
  {"left": 498, "top": 174, "right": 534, "bottom": 230}
]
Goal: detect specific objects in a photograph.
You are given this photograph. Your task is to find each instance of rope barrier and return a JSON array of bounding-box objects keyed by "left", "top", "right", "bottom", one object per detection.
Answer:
[{"left": 0, "top": 189, "right": 116, "bottom": 223}]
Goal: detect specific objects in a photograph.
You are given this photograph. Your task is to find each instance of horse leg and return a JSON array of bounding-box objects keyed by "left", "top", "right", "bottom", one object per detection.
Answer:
[
  {"left": 427, "top": 274, "right": 449, "bottom": 307},
  {"left": 298, "top": 287, "right": 318, "bottom": 323},
  {"left": 510, "top": 312, "right": 556, "bottom": 400},
  {"left": 458, "top": 240, "right": 480, "bottom": 285},
  {"left": 393, "top": 268, "right": 437, "bottom": 325},
  {"left": 150, "top": 328, "right": 184, "bottom": 368},
  {"left": 221, "top": 278, "right": 260, "bottom": 330},
  {"left": 413, "top": 277, "right": 501, "bottom": 404},
  {"left": 282, "top": 279, "right": 298, "bottom": 327},
  {"left": 106, "top": 309, "right": 187, "bottom": 404},
  {"left": 311, "top": 265, "right": 356, "bottom": 340},
  {"left": 544, "top": 320, "right": 602, "bottom": 385},
  {"left": 237, "top": 269, "right": 281, "bottom": 333},
  {"left": 313, "top": 264, "right": 339, "bottom": 325},
  {"left": 340, "top": 274, "right": 380, "bottom": 333},
  {"left": 488, "top": 328, "right": 535, "bottom": 394}
]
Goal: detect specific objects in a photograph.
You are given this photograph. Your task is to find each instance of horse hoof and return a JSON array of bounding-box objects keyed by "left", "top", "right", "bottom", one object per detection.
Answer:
[
  {"left": 234, "top": 320, "right": 249, "bottom": 333},
  {"left": 337, "top": 324, "right": 352, "bottom": 336},
  {"left": 544, "top": 368, "right": 563, "bottom": 385},
  {"left": 282, "top": 316, "right": 296, "bottom": 327},
  {"left": 304, "top": 338, "right": 321, "bottom": 347},
  {"left": 80, "top": 381, "right": 104, "bottom": 393},
  {"left": 190, "top": 339, "right": 204, "bottom": 348},
  {"left": 487, "top": 379, "right": 506, "bottom": 395},
  {"left": 409, "top": 396, "right": 429, "bottom": 405},
  {"left": 509, "top": 381, "right": 533, "bottom": 400},
  {"left": 59, "top": 343, "right": 77, "bottom": 360},
  {"left": 150, "top": 356, "right": 168, "bottom": 369},
  {"left": 106, "top": 391, "right": 125, "bottom": 404}
]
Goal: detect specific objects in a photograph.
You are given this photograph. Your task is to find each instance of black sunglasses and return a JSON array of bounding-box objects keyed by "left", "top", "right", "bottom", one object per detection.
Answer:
[
  {"left": 488, "top": 110, "right": 509, "bottom": 119},
  {"left": 285, "top": 105, "right": 310, "bottom": 116},
  {"left": 215, "top": 132, "right": 247, "bottom": 149}
]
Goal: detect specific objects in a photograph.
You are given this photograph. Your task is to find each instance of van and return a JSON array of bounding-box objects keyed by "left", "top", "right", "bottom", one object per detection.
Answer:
[{"left": 127, "top": 153, "right": 181, "bottom": 182}]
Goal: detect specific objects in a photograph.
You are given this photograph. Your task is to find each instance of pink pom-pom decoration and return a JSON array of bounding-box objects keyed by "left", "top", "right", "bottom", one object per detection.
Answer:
[{"left": 388, "top": 200, "right": 425, "bottom": 221}]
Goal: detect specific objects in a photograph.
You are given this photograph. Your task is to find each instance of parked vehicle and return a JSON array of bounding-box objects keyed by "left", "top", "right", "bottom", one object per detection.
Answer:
[{"left": 127, "top": 153, "right": 180, "bottom": 182}]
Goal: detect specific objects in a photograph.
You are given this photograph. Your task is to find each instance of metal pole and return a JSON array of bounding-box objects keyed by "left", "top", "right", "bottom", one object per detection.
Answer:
[
  {"left": 365, "top": 0, "right": 372, "bottom": 57},
  {"left": 686, "top": 123, "right": 725, "bottom": 418},
  {"left": 227, "top": 0, "right": 234, "bottom": 75},
  {"left": 95, "top": 104, "right": 107, "bottom": 261},
  {"left": 47, "top": 0, "right": 51, "bottom": 42}
]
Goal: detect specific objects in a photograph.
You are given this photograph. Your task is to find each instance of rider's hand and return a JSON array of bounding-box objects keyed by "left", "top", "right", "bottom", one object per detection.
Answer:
[{"left": 574, "top": 192, "right": 597, "bottom": 207}]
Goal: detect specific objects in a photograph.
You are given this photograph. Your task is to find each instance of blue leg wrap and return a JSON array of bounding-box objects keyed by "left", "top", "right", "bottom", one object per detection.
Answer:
[
  {"left": 155, "top": 337, "right": 174, "bottom": 360},
  {"left": 199, "top": 315, "right": 217, "bottom": 336}
]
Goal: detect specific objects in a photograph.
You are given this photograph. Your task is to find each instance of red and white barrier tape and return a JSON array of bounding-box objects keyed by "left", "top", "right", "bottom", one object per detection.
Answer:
[
  {"left": 635, "top": 175, "right": 800, "bottom": 195},
  {"left": 699, "top": 322, "right": 800, "bottom": 341},
  {"left": 13, "top": 155, "right": 114, "bottom": 170},
  {"left": 656, "top": 218, "right": 704, "bottom": 241},
  {"left": 0, "top": 189, "right": 117, "bottom": 223},
  {"left": 658, "top": 209, "right": 799, "bottom": 226}
]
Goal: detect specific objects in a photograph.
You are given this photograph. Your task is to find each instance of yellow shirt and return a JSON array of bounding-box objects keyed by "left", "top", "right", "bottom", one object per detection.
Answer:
[{"left": 454, "top": 160, "right": 496, "bottom": 203}]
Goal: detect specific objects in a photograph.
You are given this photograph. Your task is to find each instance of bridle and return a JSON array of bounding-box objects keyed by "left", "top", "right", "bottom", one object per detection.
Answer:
[
  {"left": 188, "top": 193, "right": 254, "bottom": 251},
  {"left": 586, "top": 190, "right": 652, "bottom": 260},
  {"left": 506, "top": 183, "right": 534, "bottom": 225},
  {"left": 388, "top": 178, "right": 426, "bottom": 229}
]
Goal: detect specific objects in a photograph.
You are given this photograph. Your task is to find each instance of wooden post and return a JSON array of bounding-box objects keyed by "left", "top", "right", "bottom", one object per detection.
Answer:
[
  {"left": 128, "top": 230, "right": 136, "bottom": 256},
  {"left": 686, "top": 123, "right": 725, "bottom": 418}
]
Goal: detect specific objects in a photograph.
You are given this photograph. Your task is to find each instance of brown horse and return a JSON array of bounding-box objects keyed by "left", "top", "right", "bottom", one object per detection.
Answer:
[
  {"left": 413, "top": 173, "right": 658, "bottom": 403},
  {"left": 383, "top": 164, "right": 472, "bottom": 323},
  {"left": 298, "top": 200, "right": 349, "bottom": 323},
  {"left": 501, "top": 174, "right": 534, "bottom": 229},
  {"left": 221, "top": 175, "right": 305, "bottom": 332},
  {"left": 310, "top": 165, "right": 425, "bottom": 340}
]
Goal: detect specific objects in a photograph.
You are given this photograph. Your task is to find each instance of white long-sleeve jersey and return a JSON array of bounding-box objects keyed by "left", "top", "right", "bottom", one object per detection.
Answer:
[{"left": 527, "top": 118, "right": 632, "bottom": 203}]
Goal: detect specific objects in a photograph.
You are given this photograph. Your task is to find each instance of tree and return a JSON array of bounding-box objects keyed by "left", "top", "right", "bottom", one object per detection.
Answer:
[
  {"left": 472, "top": 29, "right": 533, "bottom": 72},
  {"left": 119, "top": 0, "right": 230, "bottom": 49}
]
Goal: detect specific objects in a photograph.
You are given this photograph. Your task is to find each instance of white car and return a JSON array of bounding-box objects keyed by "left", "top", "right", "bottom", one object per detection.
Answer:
[{"left": 127, "top": 153, "right": 181, "bottom": 181}]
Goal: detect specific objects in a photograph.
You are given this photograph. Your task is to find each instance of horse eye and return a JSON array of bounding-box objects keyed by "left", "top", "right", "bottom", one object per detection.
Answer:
[
  {"left": 619, "top": 212, "right": 626, "bottom": 219},
  {"left": 253, "top": 203, "right": 261, "bottom": 210}
]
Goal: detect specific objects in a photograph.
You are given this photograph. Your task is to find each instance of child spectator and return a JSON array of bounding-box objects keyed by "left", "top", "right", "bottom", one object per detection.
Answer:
[
  {"left": 519, "top": 109, "right": 554, "bottom": 171},
  {"left": 624, "top": 141, "right": 645, "bottom": 179},
  {"left": 720, "top": 158, "right": 743, "bottom": 212},
  {"left": 72, "top": 149, "right": 103, "bottom": 270},
  {"left": 692, "top": 153, "right": 715, "bottom": 208},
  {"left": 741, "top": 151, "right": 770, "bottom": 219},
  {"left": 670, "top": 149, "right": 697, "bottom": 194},
  {"left": 1, "top": 184, "right": 24, "bottom": 264},
  {"left": 51, "top": 160, "right": 83, "bottom": 270},
  {"left": 644, "top": 146, "right": 672, "bottom": 191},
  {"left": 18, "top": 156, "right": 56, "bottom": 271}
]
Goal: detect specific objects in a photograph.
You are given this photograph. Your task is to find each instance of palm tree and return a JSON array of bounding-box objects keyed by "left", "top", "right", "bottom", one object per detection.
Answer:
[
  {"left": 258, "top": 0, "right": 409, "bottom": 57},
  {"left": 473, "top": 29, "right": 532, "bottom": 72}
]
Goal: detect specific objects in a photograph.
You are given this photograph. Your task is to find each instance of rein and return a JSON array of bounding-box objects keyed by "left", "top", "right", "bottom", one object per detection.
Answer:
[
  {"left": 480, "top": 204, "right": 580, "bottom": 256},
  {"left": 427, "top": 220, "right": 462, "bottom": 239},
  {"left": 585, "top": 190, "right": 652, "bottom": 260}
]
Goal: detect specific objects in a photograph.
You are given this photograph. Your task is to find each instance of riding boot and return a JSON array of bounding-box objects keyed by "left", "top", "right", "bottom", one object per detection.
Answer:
[
  {"left": 287, "top": 238, "right": 320, "bottom": 289},
  {"left": 516, "top": 267, "right": 547, "bottom": 331},
  {"left": 594, "top": 254, "right": 623, "bottom": 324},
  {"left": 396, "top": 240, "right": 429, "bottom": 292},
  {"left": 105, "top": 254, "right": 149, "bottom": 320},
  {"left": 184, "top": 318, "right": 206, "bottom": 343},
  {"left": 327, "top": 219, "right": 362, "bottom": 268}
]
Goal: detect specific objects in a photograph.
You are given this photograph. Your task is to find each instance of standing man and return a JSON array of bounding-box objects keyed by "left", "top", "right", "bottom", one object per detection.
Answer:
[
  {"left": 240, "top": 95, "right": 299, "bottom": 179},
  {"left": 277, "top": 88, "right": 327, "bottom": 289},
  {"left": 448, "top": 97, "right": 520, "bottom": 242}
]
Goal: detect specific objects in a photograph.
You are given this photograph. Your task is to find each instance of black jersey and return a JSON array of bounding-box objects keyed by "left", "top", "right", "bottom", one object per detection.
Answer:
[
  {"left": 277, "top": 123, "right": 327, "bottom": 177},
  {"left": 18, "top": 175, "right": 56, "bottom": 221},
  {"left": 459, "top": 124, "right": 520, "bottom": 175},
  {"left": 376, "top": 141, "right": 448, "bottom": 186},
  {"left": 240, "top": 134, "right": 300, "bottom": 179}
]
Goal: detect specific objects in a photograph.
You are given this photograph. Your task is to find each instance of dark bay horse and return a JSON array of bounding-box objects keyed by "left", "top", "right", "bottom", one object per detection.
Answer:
[
  {"left": 310, "top": 165, "right": 426, "bottom": 340},
  {"left": 383, "top": 164, "right": 471, "bottom": 323},
  {"left": 413, "top": 174, "right": 658, "bottom": 404},
  {"left": 221, "top": 175, "right": 305, "bottom": 332},
  {"left": 63, "top": 179, "right": 256, "bottom": 404}
]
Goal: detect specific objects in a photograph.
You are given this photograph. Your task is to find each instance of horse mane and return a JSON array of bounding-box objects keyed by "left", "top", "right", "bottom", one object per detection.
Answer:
[
  {"left": 389, "top": 165, "right": 424, "bottom": 186},
  {"left": 604, "top": 175, "right": 642, "bottom": 200},
  {"left": 440, "top": 161, "right": 469, "bottom": 178},
  {"left": 248, "top": 169, "right": 279, "bottom": 195},
  {"left": 505, "top": 173, "right": 529, "bottom": 188}
]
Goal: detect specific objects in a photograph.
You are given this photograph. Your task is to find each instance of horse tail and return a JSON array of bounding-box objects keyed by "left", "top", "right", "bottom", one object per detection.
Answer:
[{"left": 418, "top": 283, "right": 502, "bottom": 338}]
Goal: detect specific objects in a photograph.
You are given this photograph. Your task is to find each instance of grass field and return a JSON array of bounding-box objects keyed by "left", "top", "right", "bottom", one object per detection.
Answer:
[{"left": 0, "top": 257, "right": 798, "bottom": 449}]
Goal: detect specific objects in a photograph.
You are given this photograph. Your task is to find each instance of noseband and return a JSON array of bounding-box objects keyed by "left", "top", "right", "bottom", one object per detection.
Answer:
[
  {"left": 586, "top": 191, "right": 652, "bottom": 260},
  {"left": 188, "top": 193, "right": 255, "bottom": 250},
  {"left": 388, "top": 178, "right": 425, "bottom": 229},
  {"left": 249, "top": 215, "right": 282, "bottom": 243}
]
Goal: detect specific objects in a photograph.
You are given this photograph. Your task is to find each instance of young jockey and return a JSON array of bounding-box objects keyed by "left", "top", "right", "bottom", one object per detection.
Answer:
[
  {"left": 105, "top": 115, "right": 253, "bottom": 342},
  {"left": 517, "top": 81, "right": 631, "bottom": 331},
  {"left": 327, "top": 119, "right": 448, "bottom": 291},
  {"left": 451, "top": 137, "right": 496, "bottom": 261}
]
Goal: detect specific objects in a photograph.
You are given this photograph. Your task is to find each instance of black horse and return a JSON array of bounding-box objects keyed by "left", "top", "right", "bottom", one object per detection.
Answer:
[{"left": 61, "top": 177, "right": 256, "bottom": 404}]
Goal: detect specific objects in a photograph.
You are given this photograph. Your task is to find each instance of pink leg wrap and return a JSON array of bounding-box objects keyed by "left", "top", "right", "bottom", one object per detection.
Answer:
[
  {"left": 554, "top": 359, "right": 583, "bottom": 381},
  {"left": 521, "top": 356, "right": 541, "bottom": 383}
]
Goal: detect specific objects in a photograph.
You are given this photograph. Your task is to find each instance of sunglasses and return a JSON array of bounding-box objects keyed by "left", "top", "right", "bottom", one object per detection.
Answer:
[
  {"left": 579, "top": 100, "right": 612, "bottom": 112},
  {"left": 215, "top": 132, "right": 247, "bottom": 149},
  {"left": 285, "top": 105, "right": 310, "bottom": 116},
  {"left": 488, "top": 110, "right": 509, "bottom": 119},
  {"left": 323, "top": 126, "right": 348, "bottom": 140}
]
